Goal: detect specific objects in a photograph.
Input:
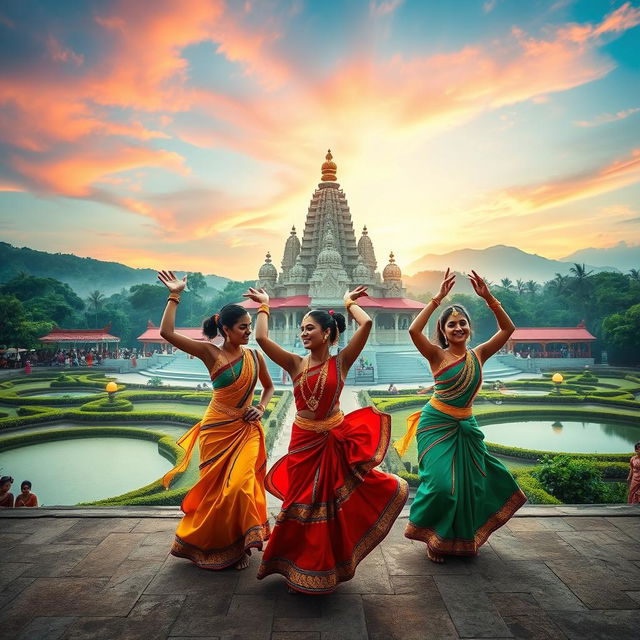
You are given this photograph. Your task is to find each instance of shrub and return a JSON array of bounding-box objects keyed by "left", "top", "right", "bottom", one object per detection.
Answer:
[
  {"left": 147, "top": 376, "right": 164, "bottom": 387},
  {"left": 80, "top": 397, "right": 134, "bottom": 412},
  {"left": 398, "top": 471, "right": 420, "bottom": 487},
  {"left": 535, "top": 455, "right": 611, "bottom": 503}
]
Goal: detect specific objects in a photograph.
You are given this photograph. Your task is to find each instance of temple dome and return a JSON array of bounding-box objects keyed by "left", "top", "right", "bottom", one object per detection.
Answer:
[
  {"left": 383, "top": 252, "right": 401, "bottom": 281},
  {"left": 258, "top": 252, "right": 277, "bottom": 280},
  {"left": 321, "top": 149, "right": 337, "bottom": 182},
  {"left": 288, "top": 255, "right": 307, "bottom": 282}
]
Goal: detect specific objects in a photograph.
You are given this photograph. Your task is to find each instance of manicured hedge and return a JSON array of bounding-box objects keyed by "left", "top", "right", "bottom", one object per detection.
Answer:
[
  {"left": 513, "top": 472, "right": 562, "bottom": 504},
  {"left": 264, "top": 391, "right": 293, "bottom": 453},
  {"left": 80, "top": 397, "right": 134, "bottom": 412},
  {"left": 482, "top": 440, "right": 631, "bottom": 463}
]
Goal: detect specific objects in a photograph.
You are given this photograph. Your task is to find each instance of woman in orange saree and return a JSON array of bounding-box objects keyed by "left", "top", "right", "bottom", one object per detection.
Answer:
[
  {"left": 158, "top": 270, "right": 274, "bottom": 570},
  {"left": 243, "top": 286, "right": 408, "bottom": 594}
]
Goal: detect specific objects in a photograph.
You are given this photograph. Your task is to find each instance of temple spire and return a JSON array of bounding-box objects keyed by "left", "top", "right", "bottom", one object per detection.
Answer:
[{"left": 321, "top": 149, "right": 337, "bottom": 182}]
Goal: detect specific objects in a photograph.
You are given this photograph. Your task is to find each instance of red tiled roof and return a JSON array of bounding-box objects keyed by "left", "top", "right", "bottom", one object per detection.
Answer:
[
  {"left": 137, "top": 327, "right": 222, "bottom": 344},
  {"left": 39, "top": 328, "right": 120, "bottom": 343},
  {"left": 243, "top": 296, "right": 425, "bottom": 310},
  {"left": 510, "top": 327, "right": 596, "bottom": 341}
]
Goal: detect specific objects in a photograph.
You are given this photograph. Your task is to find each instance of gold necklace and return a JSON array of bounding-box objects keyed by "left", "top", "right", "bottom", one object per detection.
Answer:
[{"left": 300, "top": 356, "right": 330, "bottom": 411}]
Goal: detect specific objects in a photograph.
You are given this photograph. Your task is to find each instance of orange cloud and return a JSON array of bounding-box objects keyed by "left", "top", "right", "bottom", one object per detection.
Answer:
[
  {"left": 472, "top": 148, "right": 640, "bottom": 221},
  {"left": 575, "top": 106, "right": 640, "bottom": 127}
]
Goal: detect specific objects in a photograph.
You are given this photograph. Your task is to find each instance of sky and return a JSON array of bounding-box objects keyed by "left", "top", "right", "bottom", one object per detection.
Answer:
[{"left": 0, "top": 0, "right": 639, "bottom": 280}]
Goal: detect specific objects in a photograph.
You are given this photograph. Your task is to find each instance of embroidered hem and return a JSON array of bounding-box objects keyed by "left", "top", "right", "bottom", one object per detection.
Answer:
[
  {"left": 170, "top": 522, "right": 271, "bottom": 570},
  {"left": 257, "top": 477, "right": 409, "bottom": 594},
  {"left": 405, "top": 489, "right": 527, "bottom": 556}
]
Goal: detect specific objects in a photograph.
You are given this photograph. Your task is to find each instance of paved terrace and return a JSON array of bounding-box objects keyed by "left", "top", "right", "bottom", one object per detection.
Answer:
[{"left": 1, "top": 505, "right": 639, "bottom": 640}]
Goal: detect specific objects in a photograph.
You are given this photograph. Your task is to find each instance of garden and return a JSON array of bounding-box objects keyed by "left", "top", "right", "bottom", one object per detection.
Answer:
[
  {"left": 0, "top": 370, "right": 291, "bottom": 506},
  {"left": 363, "top": 368, "right": 640, "bottom": 505}
]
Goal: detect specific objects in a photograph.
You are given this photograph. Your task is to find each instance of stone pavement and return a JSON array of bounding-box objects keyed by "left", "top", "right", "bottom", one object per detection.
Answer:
[{"left": 1, "top": 506, "right": 639, "bottom": 640}]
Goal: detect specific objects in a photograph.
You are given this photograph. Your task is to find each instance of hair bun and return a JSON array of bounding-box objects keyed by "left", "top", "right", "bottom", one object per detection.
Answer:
[{"left": 332, "top": 312, "right": 346, "bottom": 334}]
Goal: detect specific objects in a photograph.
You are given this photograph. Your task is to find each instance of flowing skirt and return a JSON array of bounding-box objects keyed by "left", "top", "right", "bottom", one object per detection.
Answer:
[
  {"left": 629, "top": 477, "right": 640, "bottom": 504},
  {"left": 171, "top": 419, "right": 270, "bottom": 569},
  {"left": 258, "top": 407, "right": 408, "bottom": 593},
  {"left": 406, "top": 404, "right": 526, "bottom": 555}
]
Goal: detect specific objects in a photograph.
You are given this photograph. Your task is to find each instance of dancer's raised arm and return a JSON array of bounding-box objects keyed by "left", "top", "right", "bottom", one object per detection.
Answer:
[
  {"left": 468, "top": 270, "right": 515, "bottom": 364},
  {"left": 408, "top": 268, "right": 456, "bottom": 367},
  {"left": 339, "top": 286, "right": 373, "bottom": 375},
  {"left": 242, "top": 287, "right": 301, "bottom": 375},
  {"left": 158, "top": 270, "right": 216, "bottom": 369}
]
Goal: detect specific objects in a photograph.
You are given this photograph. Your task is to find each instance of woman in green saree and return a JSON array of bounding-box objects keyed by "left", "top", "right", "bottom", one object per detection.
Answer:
[{"left": 395, "top": 269, "right": 526, "bottom": 563}]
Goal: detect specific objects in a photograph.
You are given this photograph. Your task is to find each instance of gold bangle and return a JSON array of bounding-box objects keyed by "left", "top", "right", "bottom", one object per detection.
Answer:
[
  {"left": 257, "top": 303, "right": 270, "bottom": 317},
  {"left": 345, "top": 299, "right": 358, "bottom": 311},
  {"left": 431, "top": 297, "right": 442, "bottom": 306},
  {"left": 256, "top": 403, "right": 266, "bottom": 412},
  {"left": 167, "top": 294, "right": 180, "bottom": 304}
]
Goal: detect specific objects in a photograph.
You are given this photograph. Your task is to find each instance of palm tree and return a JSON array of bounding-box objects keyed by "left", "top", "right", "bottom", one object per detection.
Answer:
[
  {"left": 628, "top": 268, "right": 640, "bottom": 282},
  {"left": 548, "top": 273, "right": 569, "bottom": 296},
  {"left": 87, "top": 290, "right": 105, "bottom": 328},
  {"left": 525, "top": 280, "right": 539, "bottom": 296},
  {"left": 515, "top": 279, "right": 526, "bottom": 295},
  {"left": 500, "top": 278, "right": 514, "bottom": 291},
  {"left": 569, "top": 263, "right": 593, "bottom": 297}
]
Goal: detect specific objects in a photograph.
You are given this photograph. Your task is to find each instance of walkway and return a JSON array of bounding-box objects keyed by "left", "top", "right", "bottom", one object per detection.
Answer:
[{"left": 1, "top": 505, "right": 638, "bottom": 639}]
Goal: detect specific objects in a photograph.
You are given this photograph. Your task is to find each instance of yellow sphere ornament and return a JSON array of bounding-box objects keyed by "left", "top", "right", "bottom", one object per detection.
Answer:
[
  {"left": 105, "top": 381, "right": 118, "bottom": 393},
  {"left": 551, "top": 373, "right": 564, "bottom": 384}
]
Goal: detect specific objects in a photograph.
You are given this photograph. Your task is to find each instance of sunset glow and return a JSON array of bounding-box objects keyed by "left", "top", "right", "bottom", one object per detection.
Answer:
[{"left": 1, "top": 0, "right": 639, "bottom": 278}]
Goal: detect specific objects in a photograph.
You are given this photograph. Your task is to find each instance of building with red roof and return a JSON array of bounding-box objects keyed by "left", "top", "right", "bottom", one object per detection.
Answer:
[
  {"left": 506, "top": 322, "right": 596, "bottom": 358},
  {"left": 39, "top": 326, "right": 120, "bottom": 351}
]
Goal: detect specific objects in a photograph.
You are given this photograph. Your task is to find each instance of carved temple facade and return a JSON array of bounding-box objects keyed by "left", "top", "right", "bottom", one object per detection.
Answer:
[{"left": 244, "top": 151, "right": 425, "bottom": 346}]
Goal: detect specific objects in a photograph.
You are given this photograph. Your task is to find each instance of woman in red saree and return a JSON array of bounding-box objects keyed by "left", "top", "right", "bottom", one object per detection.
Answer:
[
  {"left": 628, "top": 441, "right": 640, "bottom": 504},
  {"left": 158, "top": 271, "right": 274, "bottom": 570},
  {"left": 243, "top": 285, "right": 408, "bottom": 594}
]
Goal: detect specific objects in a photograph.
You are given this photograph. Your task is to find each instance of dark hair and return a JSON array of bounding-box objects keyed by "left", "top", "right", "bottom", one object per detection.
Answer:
[
  {"left": 635, "top": 441, "right": 640, "bottom": 450},
  {"left": 202, "top": 304, "right": 249, "bottom": 339},
  {"left": 21, "top": 480, "right": 31, "bottom": 489},
  {"left": 306, "top": 309, "right": 347, "bottom": 343},
  {"left": 434, "top": 305, "right": 471, "bottom": 348},
  {"left": 0, "top": 475, "right": 13, "bottom": 485}
]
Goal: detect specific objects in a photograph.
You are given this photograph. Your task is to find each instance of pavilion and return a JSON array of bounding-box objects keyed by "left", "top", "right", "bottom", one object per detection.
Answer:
[
  {"left": 506, "top": 322, "right": 596, "bottom": 358},
  {"left": 38, "top": 325, "right": 120, "bottom": 355},
  {"left": 136, "top": 321, "right": 221, "bottom": 355}
]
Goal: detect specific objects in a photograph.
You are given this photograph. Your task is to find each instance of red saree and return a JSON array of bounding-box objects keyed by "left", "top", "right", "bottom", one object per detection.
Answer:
[{"left": 257, "top": 355, "right": 408, "bottom": 594}]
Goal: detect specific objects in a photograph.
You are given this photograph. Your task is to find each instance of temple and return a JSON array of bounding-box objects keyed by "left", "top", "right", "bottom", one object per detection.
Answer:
[{"left": 244, "top": 151, "right": 426, "bottom": 361}]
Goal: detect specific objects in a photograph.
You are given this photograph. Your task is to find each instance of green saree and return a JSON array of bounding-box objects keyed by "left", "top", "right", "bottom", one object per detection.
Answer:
[{"left": 396, "top": 350, "right": 526, "bottom": 555}]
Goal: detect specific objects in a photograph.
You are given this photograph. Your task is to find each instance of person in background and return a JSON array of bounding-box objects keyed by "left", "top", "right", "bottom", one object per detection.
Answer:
[
  {"left": 0, "top": 476, "right": 14, "bottom": 508},
  {"left": 15, "top": 481, "right": 38, "bottom": 508}
]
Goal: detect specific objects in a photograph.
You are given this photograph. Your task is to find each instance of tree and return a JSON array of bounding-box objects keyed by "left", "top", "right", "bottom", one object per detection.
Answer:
[
  {"left": 628, "top": 268, "right": 640, "bottom": 282},
  {"left": 547, "top": 273, "right": 569, "bottom": 296},
  {"left": 186, "top": 272, "right": 207, "bottom": 297},
  {"left": 602, "top": 304, "right": 640, "bottom": 364},
  {"left": 87, "top": 290, "right": 105, "bottom": 328},
  {"left": 500, "top": 278, "right": 514, "bottom": 291},
  {"left": 525, "top": 280, "right": 539, "bottom": 296},
  {"left": 515, "top": 279, "right": 526, "bottom": 295}
]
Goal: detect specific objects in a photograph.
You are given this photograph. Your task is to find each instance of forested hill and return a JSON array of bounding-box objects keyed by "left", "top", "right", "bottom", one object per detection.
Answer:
[{"left": 0, "top": 242, "right": 231, "bottom": 297}]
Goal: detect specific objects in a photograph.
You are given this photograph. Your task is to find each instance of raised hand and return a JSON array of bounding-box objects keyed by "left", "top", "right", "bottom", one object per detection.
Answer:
[
  {"left": 344, "top": 285, "right": 369, "bottom": 303},
  {"left": 435, "top": 268, "right": 456, "bottom": 302},
  {"left": 468, "top": 270, "right": 491, "bottom": 299},
  {"left": 242, "top": 287, "right": 270, "bottom": 304},
  {"left": 157, "top": 270, "right": 186, "bottom": 294}
]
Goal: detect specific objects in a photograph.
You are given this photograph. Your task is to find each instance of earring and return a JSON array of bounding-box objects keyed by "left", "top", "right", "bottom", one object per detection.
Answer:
[{"left": 323, "top": 335, "right": 327, "bottom": 343}]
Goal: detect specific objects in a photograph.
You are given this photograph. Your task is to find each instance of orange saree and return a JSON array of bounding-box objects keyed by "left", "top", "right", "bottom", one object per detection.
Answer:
[{"left": 162, "top": 348, "right": 269, "bottom": 569}]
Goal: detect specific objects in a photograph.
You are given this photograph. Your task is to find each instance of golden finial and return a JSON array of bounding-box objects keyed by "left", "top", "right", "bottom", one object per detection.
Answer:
[
  {"left": 321, "top": 148, "right": 337, "bottom": 182},
  {"left": 451, "top": 307, "right": 460, "bottom": 318}
]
